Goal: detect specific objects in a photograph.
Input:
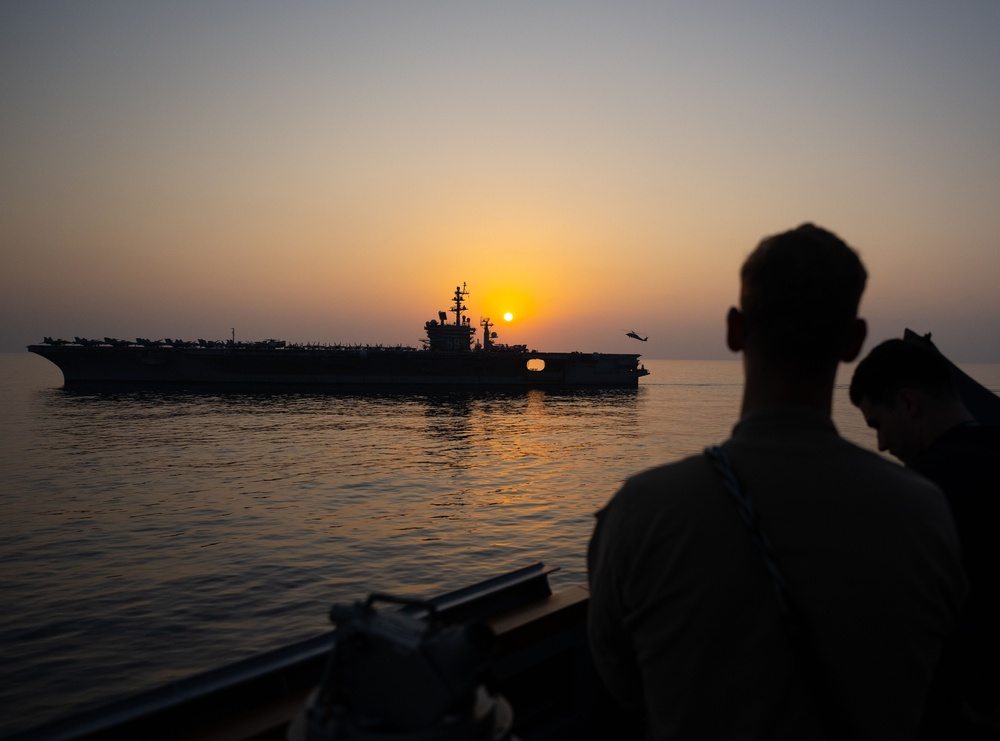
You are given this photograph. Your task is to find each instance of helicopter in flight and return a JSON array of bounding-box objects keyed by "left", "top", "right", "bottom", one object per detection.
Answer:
[{"left": 625, "top": 331, "right": 648, "bottom": 342}]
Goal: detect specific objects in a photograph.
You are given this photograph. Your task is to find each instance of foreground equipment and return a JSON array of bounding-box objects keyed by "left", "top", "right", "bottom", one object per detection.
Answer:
[{"left": 290, "top": 594, "right": 513, "bottom": 741}]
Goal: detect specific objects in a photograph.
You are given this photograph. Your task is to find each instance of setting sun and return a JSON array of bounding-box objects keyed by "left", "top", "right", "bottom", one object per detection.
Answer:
[{"left": 503, "top": 312, "right": 514, "bottom": 322}]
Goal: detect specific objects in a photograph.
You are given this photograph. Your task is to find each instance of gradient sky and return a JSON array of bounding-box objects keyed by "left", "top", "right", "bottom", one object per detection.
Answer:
[{"left": 3, "top": 1, "right": 999, "bottom": 360}]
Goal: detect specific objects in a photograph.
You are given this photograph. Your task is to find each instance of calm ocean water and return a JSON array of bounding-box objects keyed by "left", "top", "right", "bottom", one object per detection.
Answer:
[{"left": 2, "top": 351, "right": 998, "bottom": 736}]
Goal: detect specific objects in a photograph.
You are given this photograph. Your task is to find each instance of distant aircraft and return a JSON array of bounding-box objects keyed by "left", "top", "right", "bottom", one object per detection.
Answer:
[{"left": 626, "top": 331, "right": 648, "bottom": 342}]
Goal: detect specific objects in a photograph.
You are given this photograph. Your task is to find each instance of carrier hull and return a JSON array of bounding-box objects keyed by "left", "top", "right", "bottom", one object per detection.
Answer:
[{"left": 27, "top": 344, "right": 648, "bottom": 389}]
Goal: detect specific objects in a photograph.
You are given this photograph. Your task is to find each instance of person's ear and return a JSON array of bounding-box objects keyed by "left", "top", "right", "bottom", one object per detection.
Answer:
[
  {"left": 841, "top": 318, "right": 867, "bottom": 362},
  {"left": 726, "top": 307, "right": 743, "bottom": 353},
  {"left": 897, "top": 388, "right": 922, "bottom": 420}
]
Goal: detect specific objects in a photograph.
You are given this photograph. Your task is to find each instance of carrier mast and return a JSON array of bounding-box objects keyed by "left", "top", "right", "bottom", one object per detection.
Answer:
[{"left": 450, "top": 283, "right": 469, "bottom": 326}]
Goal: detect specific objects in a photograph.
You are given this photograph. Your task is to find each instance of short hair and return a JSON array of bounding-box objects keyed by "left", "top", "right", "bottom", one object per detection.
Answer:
[
  {"left": 849, "top": 339, "right": 959, "bottom": 407},
  {"left": 740, "top": 223, "right": 867, "bottom": 366}
]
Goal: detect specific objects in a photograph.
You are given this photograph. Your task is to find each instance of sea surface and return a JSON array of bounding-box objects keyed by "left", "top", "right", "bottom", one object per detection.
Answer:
[{"left": 2, "top": 351, "right": 998, "bottom": 736}]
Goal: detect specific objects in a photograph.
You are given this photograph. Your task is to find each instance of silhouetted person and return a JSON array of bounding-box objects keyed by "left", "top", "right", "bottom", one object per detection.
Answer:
[
  {"left": 850, "top": 338, "right": 1000, "bottom": 738},
  {"left": 588, "top": 224, "right": 967, "bottom": 739}
]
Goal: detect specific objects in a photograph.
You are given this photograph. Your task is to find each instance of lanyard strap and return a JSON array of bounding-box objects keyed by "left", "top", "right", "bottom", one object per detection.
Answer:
[{"left": 704, "top": 445, "right": 850, "bottom": 737}]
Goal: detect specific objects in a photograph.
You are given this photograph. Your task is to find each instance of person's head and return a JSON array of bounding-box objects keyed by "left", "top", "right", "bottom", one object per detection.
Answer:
[
  {"left": 849, "top": 339, "right": 965, "bottom": 464},
  {"left": 728, "top": 224, "right": 868, "bottom": 375}
]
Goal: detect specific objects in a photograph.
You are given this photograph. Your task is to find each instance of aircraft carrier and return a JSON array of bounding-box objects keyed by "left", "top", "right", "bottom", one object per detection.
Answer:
[{"left": 28, "top": 284, "right": 649, "bottom": 390}]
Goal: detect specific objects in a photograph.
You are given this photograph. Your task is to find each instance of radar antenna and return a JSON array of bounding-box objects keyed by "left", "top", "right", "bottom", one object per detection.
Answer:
[{"left": 449, "top": 283, "right": 470, "bottom": 327}]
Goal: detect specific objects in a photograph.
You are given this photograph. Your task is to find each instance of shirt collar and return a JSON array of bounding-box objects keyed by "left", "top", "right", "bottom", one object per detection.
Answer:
[{"left": 732, "top": 404, "right": 838, "bottom": 438}]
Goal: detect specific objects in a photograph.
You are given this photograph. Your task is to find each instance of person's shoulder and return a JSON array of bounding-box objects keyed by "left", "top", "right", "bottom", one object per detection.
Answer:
[
  {"left": 599, "top": 453, "right": 715, "bottom": 517},
  {"left": 832, "top": 434, "right": 912, "bottom": 470},
  {"left": 849, "top": 438, "right": 936, "bottom": 482},
  {"left": 621, "top": 453, "right": 715, "bottom": 493},
  {"left": 915, "top": 423, "right": 1000, "bottom": 485},
  {"left": 941, "top": 422, "right": 1000, "bottom": 448},
  {"left": 817, "top": 436, "right": 951, "bottom": 513},
  {"left": 839, "top": 441, "right": 958, "bottom": 526}
]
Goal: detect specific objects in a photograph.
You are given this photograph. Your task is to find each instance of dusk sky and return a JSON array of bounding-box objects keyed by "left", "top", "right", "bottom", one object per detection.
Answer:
[{"left": 4, "top": 1, "right": 999, "bottom": 361}]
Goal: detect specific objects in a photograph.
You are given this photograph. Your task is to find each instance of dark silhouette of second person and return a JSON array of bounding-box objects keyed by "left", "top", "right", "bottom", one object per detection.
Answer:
[
  {"left": 850, "top": 338, "right": 1000, "bottom": 738},
  {"left": 588, "top": 224, "right": 968, "bottom": 739}
]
